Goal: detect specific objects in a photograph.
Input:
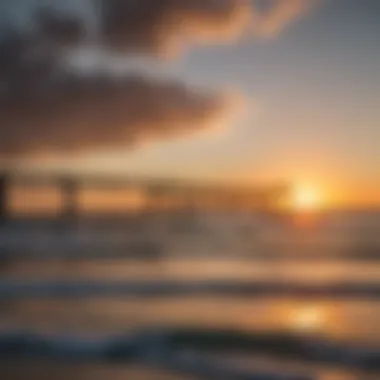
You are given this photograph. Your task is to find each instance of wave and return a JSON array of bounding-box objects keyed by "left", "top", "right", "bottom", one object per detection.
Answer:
[
  {"left": 1, "top": 279, "right": 380, "bottom": 299},
  {"left": 0, "top": 328, "right": 379, "bottom": 374}
]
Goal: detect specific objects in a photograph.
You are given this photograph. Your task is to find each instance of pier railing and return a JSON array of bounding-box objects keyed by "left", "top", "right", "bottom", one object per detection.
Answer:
[{"left": 0, "top": 171, "right": 289, "bottom": 221}]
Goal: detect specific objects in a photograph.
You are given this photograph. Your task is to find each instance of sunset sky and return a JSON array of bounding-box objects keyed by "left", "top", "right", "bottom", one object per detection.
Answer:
[{"left": 0, "top": 0, "right": 379, "bottom": 208}]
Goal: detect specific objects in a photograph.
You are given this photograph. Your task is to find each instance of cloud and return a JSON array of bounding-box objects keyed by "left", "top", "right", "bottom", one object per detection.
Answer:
[
  {"left": 101, "top": 0, "right": 252, "bottom": 56},
  {"left": 0, "top": 2, "right": 246, "bottom": 157},
  {"left": 0, "top": 66, "right": 242, "bottom": 156},
  {"left": 101, "top": 0, "right": 314, "bottom": 55},
  {"left": 21, "top": 0, "right": 318, "bottom": 56},
  {"left": 1, "top": 0, "right": 315, "bottom": 56},
  {"left": 0, "top": 0, "right": 315, "bottom": 157}
]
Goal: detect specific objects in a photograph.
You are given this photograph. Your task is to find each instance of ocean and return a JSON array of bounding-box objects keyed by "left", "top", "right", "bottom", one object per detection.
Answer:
[{"left": 0, "top": 210, "right": 379, "bottom": 380}]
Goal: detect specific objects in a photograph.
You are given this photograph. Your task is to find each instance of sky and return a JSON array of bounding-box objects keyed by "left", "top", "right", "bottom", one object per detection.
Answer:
[{"left": 1, "top": 0, "right": 379, "bottom": 207}]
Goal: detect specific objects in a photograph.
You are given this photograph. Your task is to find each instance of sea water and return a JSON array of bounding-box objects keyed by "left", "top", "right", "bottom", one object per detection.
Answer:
[{"left": 0, "top": 210, "right": 379, "bottom": 379}]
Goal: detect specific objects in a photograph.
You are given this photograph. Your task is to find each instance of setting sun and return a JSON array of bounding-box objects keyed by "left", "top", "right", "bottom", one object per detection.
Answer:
[
  {"left": 291, "top": 185, "right": 324, "bottom": 212},
  {"left": 292, "top": 306, "right": 326, "bottom": 334}
]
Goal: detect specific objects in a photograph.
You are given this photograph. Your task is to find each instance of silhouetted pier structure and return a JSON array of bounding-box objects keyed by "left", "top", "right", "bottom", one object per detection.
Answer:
[
  {"left": 0, "top": 173, "right": 9, "bottom": 224},
  {"left": 0, "top": 171, "right": 289, "bottom": 222}
]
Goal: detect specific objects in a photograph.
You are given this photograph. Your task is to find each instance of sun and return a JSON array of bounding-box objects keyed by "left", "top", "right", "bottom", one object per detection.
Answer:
[
  {"left": 279, "top": 301, "right": 329, "bottom": 335},
  {"left": 291, "top": 184, "right": 324, "bottom": 212},
  {"left": 291, "top": 305, "right": 326, "bottom": 334}
]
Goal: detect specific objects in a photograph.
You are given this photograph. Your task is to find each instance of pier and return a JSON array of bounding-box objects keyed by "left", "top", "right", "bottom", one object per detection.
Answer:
[{"left": 0, "top": 171, "right": 289, "bottom": 221}]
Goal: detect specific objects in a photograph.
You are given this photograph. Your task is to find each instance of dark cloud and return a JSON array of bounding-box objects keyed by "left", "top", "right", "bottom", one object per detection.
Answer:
[
  {"left": 0, "top": 68, "right": 240, "bottom": 156},
  {"left": 101, "top": 0, "right": 252, "bottom": 56},
  {"left": 100, "top": 0, "right": 315, "bottom": 55},
  {"left": 27, "top": 0, "right": 313, "bottom": 56},
  {"left": 0, "top": 5, "right": 241, "bottom": 157},
  {"left": 0, "top": 0, "right": 314, "bottom": 157},
  {"left": 0, "top": 33, "right": 59, "bottom": 96},
  {"left": 36, "top": 8, "right": 87, "bottom": 46}
]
